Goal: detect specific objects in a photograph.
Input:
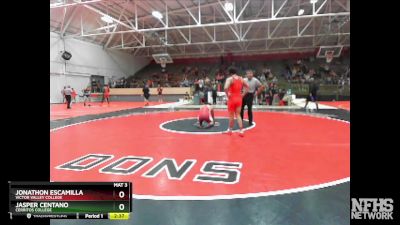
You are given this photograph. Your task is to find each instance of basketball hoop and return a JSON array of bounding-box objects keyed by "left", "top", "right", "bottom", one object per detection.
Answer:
[
  {"left": 160, "top": 57, "right": 167, "bottom": 68},
  {"left": 316, "top": 46, "right": 343, "bottom": 63},
  {"left": 325, "top": 51, "right": 334, "bottom": 63},
  {"left": 152, "top": 53, "right": 172, "bottom": 73}
]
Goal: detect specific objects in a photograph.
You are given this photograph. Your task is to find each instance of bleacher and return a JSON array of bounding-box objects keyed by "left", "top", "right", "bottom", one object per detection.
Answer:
[{"left": 120, "top": 53, "right": 350, "bottom": 101}]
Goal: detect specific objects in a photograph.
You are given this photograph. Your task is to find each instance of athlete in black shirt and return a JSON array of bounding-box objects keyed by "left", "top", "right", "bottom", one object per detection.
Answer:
[
  {"left": 143, "top": 83, "right": 150, "bottom": 106},
  {"left": 304, "top": 80, "right": 319, "bottom": 110}
]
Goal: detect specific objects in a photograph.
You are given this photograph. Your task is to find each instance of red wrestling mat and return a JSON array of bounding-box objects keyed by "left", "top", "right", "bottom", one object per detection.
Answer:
[
  {"left": 50, "top": 111, "right": 349, "bottom": 200},
  {"left": 50, "top": 102, "right": 168, "bottom": 121},
  {"left": 320, "top": 101, "right": 350, "bottom": 111}
]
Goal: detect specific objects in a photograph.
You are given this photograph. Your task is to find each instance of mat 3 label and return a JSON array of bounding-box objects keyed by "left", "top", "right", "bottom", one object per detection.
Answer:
[{"left": 56, "top": 154, "right": 242, "bottom": 184}]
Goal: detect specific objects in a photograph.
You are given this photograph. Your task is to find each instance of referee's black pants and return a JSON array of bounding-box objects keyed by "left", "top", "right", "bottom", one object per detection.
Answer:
[
  {"left": 65, "top": 95, "right": 72, "bottom": 109},
  {"left": 241, "top": 93, "right": 254, "bottom": 125}
]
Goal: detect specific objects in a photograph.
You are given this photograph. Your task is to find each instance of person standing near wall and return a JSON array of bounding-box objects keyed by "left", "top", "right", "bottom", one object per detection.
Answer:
[
  {"left": 304, "top": 79, "right": 320, "bottom": 111},
  {"left": 157, "top": 83, "right": 163, "bottom": 102},
  {"left": 143, "top": 81, "right": 151, "bottom": 106},
  {"left": 71, "top": 88, "right": 77, "bottom": 104},
  {"left": 83, "top": 87, "right": 91, "bottom": 107},
  {"left": 101, "top": 84, "right": 110, "bottom": 106},
  {"left": 212, "top": 82, "right": 217, "bottom": 105},
  {"left": 61, "top": 86, "right": 66, "bottom": 103},
  {"left": 266, "top": 83, "right": 277, "bottom": 106},
  {"left": 91, "top": 79, "right": 97, "bottom": 92},
  {"left": 64, "top": 85, "right": 72, "bottom": 109}
]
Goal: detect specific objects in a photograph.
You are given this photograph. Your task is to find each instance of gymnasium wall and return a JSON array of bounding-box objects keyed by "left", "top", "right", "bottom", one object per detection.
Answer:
[{"left": 50, "top": 32, "right": 151, "bottom": 103}]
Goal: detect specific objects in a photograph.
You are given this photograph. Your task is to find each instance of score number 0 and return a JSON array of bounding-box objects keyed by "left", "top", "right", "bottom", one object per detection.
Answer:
[
  {"left": 114, "top": 182, "right": 128, "bottom": 211},
  {"left": 118, "top": 191, "right": 125, "bottom": 210}
]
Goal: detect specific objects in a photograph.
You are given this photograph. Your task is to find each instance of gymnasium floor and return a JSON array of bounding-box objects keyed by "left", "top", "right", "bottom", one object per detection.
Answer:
[{"left": 50, "top": 101, "right": 350, "bottom": 225}]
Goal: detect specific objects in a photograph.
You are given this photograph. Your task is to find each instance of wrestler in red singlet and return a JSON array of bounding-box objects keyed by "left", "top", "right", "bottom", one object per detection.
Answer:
[
  {"left": 227, "top": 76, "right": 244, "bottom": 113},
  {"left": 104, "top": 86, "right": 110, "bottom": 97},
  {"left": 198, "top": 104, "right": 214, "bottom": 128},
  {"left": 224, "top": 68, "right": 249, "bottom": 136},
  {"left": 102, "top": 85, "right": 110, "bottom": 105}
]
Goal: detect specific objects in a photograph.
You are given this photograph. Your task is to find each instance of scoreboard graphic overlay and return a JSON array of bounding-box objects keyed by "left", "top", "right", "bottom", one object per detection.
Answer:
[{"left": 8, "top": 182, "right": 132, "bottom": 220}]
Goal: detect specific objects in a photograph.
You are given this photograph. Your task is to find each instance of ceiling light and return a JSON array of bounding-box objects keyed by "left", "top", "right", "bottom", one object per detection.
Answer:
[
  {"left": 224, "top": 2, "right": 234, "bottom": 11},
  {"left": 298, "top": 9, "right": 305, "bottom": 16},
  {"left": 101, "top": 15, "right": 114, "bottom": 23},
  {"left": 152, "top": 11, "right": 163, "bottom": 19}
]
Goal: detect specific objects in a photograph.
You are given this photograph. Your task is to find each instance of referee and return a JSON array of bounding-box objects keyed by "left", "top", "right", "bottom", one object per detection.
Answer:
[
  {"left": 241, "top": 69, "right": 265, "bottom": 126},
  {"left": 64, "top": 85, "right": 72, "bottom": 109}
]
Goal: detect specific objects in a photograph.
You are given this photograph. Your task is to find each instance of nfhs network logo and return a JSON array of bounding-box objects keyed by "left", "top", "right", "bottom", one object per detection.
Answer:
[{"left": 351, "top": 198, "right": 394, "bottom": 220}]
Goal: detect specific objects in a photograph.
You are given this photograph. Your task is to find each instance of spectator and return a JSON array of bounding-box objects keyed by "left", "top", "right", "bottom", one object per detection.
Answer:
[
  {"left": 203, "top": 85, "right": 209, "bottom": 104},
  {"left": 205, "top": 76, "right": 211, "bottom": 86},
  {"left": 216, "top": 72, "right": 223, "bottom": 83},
  {"left": 272, "top": 90, "right": 281, "bottom": 106},
  {"left": 198, "top": 77, "right": 204, "bottom": 91},
  {"left": 181, "top": 78, "right": 189, "bottom": 87},
  {"left": 157, "top": 83, "right": 163, "bottom": 102},
  {"left": 338, "top": 76, "right": 346, "bottom": 94},
  {"left": 71, "top": 88, "right": 77, "bottom": 103},
  {"left": 304, "top": 72, "right": 311, "bottom": 82},
  {"left": 329, "top": 70, "right": 338, "bottom": 84},
  {"left": 61, "top": 86, "right": 66, "bottom": 103},
  {"left": 193, "top": 78, "right": 199, "bottom": 92},
  {"left": 284, "top": 65, "right": 292, "bottom": 80},
  {"left": 304, "top": 69, "right": 315, "bottom": 82},
  {"left": 267, "top": 70, "right": 274, "bottom": 80},
  {"left": 272, "top": 76, "right": 278, "bottom": 83},
  {"left": 83, "top": 87, "right": 91, "bottom": 107},
  {"left": 278, "top": 89, "right": 286, "bottom": 106},
  {"left": 216, "top": 72, "right": 225, "bottom": 91},
  {"left": 199, "top": 90, "right": 205, "bottom": 104},
  {"left": 212, "top": 83, "right": 217, "bottom": 105},
  {"left": 184, "top": 92, "right": 190, "bottom": 100},
  {"left": 164, "top": 73, "right": 169, "bottom": 82},
  {"left": 259, "top": 72, "right": 267, "bottom": 84},
  {"left": 123, "top": 78, "right": 128, "bottom": 88},
  {"left": 266, "top": 83, "right": 277, "bottom": 105},
  {"left": 326, "top": 75, "right": 332, "bottom": 84}
]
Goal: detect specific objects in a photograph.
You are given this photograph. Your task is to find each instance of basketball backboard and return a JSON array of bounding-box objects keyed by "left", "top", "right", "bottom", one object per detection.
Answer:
[
  {"left": 316, "top": 46, "right": 343, "bottom": 58},
  {"left": 152, "top": 53, "right": 173, "bottom": 64}
]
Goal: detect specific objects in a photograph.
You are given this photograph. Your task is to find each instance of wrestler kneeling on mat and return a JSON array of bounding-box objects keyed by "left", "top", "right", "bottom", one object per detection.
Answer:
[{"left": 195, "top": 103, "right": 218, "bottom": 129}]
